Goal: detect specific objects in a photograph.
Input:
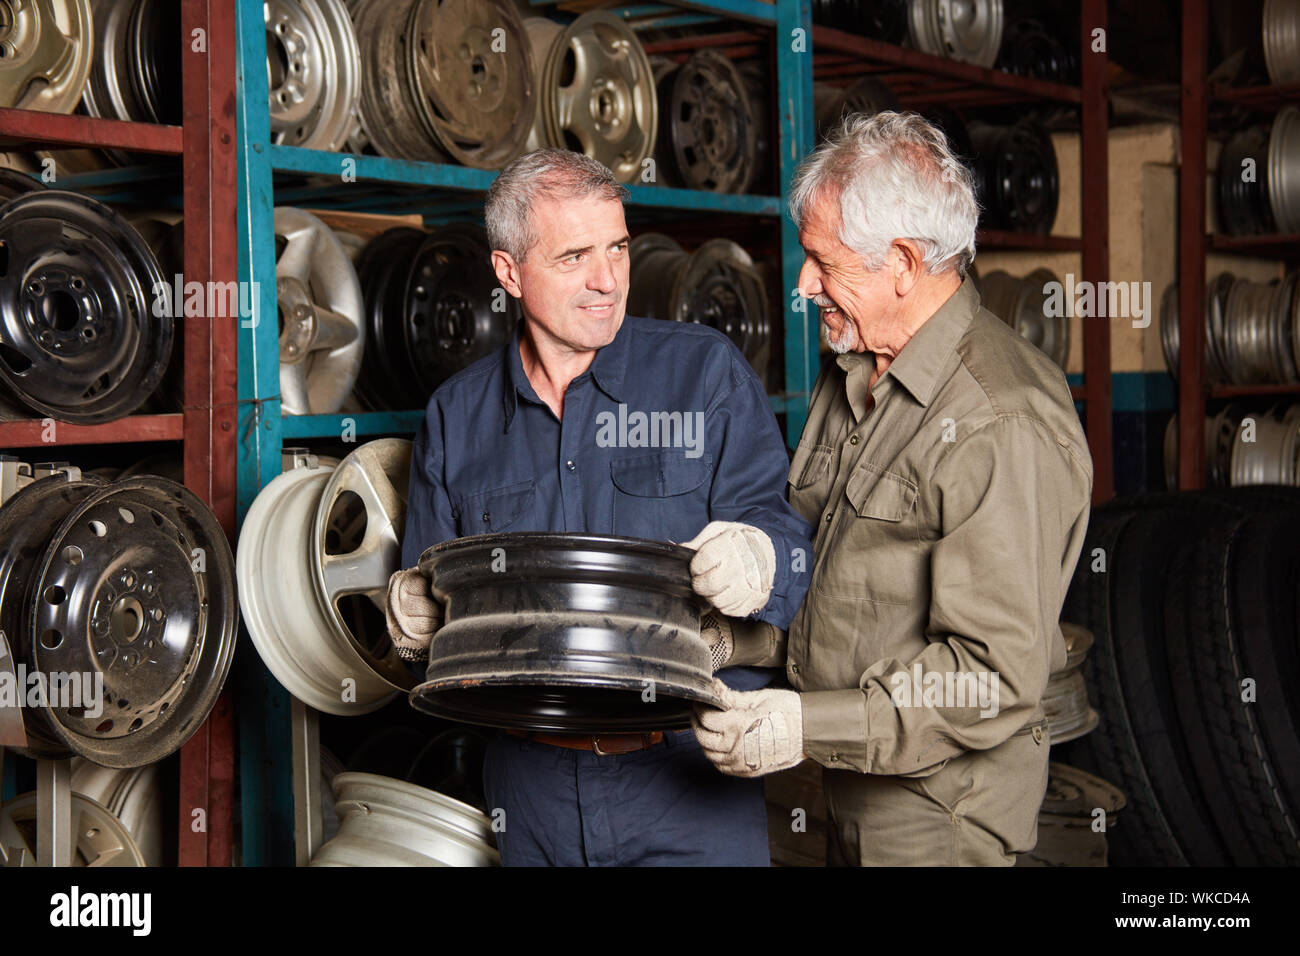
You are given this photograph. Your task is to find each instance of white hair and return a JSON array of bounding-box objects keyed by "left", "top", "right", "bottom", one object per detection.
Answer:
[{"left": 789, "top": 111, "right": 978, "bottom": 275}]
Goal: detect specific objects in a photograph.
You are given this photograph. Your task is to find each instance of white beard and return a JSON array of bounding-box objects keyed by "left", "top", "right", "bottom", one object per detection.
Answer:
[{"left": 825, "top": 316, "right": 858, "bottom": 354}]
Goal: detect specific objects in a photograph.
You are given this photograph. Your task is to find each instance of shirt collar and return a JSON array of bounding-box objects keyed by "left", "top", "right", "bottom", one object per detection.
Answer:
[
  {"left": 839, "top": 274, "right": 978, "bottom": 409},
  {"left": 503, "top": 316, "right": 631, "bottom": 430}
]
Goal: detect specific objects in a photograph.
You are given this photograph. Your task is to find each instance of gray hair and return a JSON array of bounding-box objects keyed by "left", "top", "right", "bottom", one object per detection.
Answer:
[
  {"left": 789, "top": 111, "right": 978, "bottom": 275},
  {"left": 485, "top": 148, "right": 630, "bottom": 261}
]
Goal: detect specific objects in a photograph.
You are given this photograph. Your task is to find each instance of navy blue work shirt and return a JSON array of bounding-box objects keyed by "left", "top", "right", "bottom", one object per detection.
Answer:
[{"left": 401, "top": 315, "right": 814, "bottom": 690}]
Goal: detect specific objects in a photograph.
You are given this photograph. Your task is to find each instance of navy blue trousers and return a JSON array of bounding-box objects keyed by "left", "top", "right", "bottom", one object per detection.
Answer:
[{"left": 482, "top": 728, "right": 770, "bottom": 866}]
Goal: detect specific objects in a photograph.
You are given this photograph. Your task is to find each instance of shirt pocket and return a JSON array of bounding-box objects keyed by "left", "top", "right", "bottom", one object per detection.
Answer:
[
  {"left": 786, "top": 443, "right": 834, "bottom": 523},
  {"left": 610, "top": 452, "right": 712, "bottom": 543},
  {"left": 815, "top": 464, "right": 923, "bottom": 606},
  {"left": 452, "top": 478, "right": 537, "bottom": 536}
]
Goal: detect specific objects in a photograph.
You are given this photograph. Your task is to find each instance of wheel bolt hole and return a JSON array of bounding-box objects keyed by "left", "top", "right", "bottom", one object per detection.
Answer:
[{"left": 61, "top": 545, "right": 82, "bottom": 566}]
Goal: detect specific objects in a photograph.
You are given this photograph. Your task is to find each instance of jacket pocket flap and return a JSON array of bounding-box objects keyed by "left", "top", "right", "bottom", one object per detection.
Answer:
[
  {"left": 460, "top": 479, "right": 535, "bottom": 530},
  {"left": 611, "top": 453, "right": 712, "bottom": 498},
  {"left": 789, "top": 444, "right": 832, "bottom": 490},
  {"left": 845, "top": 467, "right": 917, "bottom": 521}
]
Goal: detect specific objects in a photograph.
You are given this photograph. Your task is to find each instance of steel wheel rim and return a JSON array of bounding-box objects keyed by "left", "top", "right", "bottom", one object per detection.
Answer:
[
  {"left": 354, "top": 226, "right": 427, "bottom": 410},
  {"left": 265, "top": 0, "right": 360, "bottom": 151},
  {"left": 274, "top": 206, "right": 364, "bottom": 415},
  {"left": 0, "top": 190, "right": 172, "bottom": 424},
  {"left": 310, "top": 772, "right": 498, "bottom": 867},
  {"left": 1160, "top": 281, "right": 1179, "bottom": 377},
  {"left": 0, "top": 0, "right": 93, "bottom": 113},
  {"left": 0, "top": 791, "right": 145, "bottom": 866},
  {"left": 663, "top": 50, "right": 755, "bottom": 193},
  {"left": 0, "top": 474, "right": 237, "bottom": 767},
  {"left": 352, "top": 0, "right": 446, "bottom": 161},
  {"left": 403, "top": 223, "right": 517, "bottom": 395},
  {"left": 672, "top": 238, "right": 770, "bottom": 365},
  {"left": 406, "top": 0, "right": 535, "bottom": 169},
  {"left": 909, "top": 0, "right": 1003, "bottom": 67},
  {"left": 537, "top": 11, "right": 657, "bottom": 184}
]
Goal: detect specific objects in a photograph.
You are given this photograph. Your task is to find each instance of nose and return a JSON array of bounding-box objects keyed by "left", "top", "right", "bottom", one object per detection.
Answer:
[
  {"left": 796, "top": 258, "right": 821, "bottom": 299},
  {"left": 588, "top": 251, "right": 617, "bottom": 295}
]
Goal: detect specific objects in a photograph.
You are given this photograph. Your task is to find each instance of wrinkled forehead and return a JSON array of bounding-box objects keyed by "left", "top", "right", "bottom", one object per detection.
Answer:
[{"left": 527, "top": 192, "right": 628, "bottom": 249}]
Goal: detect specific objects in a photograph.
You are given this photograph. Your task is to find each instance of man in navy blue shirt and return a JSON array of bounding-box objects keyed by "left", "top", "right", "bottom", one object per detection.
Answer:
[{"left": 388, "top": 148, "right": 813, "bottom": 866}]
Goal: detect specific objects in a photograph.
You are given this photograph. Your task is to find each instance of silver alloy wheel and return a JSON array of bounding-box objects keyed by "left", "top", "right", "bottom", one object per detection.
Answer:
[
  {"left": 274, "top": 207, "right": 365, "bottom": 415},
  {"left": 70, "top": 758, "right": 164, "bottom": 866},
  {"left": 265, "top": 0, "right": 361, "bottom": 151},
  {"left": 908, "top": 0, "right": 1003, "bottom": 68},
  {"left": 310, "top": 772, "right": 499, "bottom": 866},
  {"left": 236, "top": 442, "right": 414, "bottom": 716},
  {"left": 0, "top": 791, "right": 146, "bottom": 866},
  {"left": 526, "top": 12, "right": 657, "bottom": 184},
  {"left": 0, "top": 0, "right": 93, "bottom": 113}
]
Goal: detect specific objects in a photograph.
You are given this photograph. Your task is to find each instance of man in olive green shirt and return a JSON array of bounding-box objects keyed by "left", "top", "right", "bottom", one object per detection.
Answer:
[{"left": 692, "top": 112, "right": 1093, "bottom": 865}]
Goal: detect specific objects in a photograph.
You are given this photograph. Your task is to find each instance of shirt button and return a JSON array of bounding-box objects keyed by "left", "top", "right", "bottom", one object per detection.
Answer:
[
  {"left": 849, "top": 435, "right": 860, "bottom": 445},
  {"left": 824, "top": 513, "right": 832, "bottom": 523},
  {"left": 481, "top": 512, "right": 490, "bottom": 523},
  {"left": 565, "top": 460, "right": 576, "bottom": 472},
  {"left": 790, "top": 663, "right": 800, "bottom": 674},
  {"left": 829, "top": 752, "right": 840, "bottom": 762}
]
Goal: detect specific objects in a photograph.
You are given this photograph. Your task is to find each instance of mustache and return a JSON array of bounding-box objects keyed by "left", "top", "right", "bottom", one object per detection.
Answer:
[{"left": 814, "top": 294, "right": 838, "bottom": 309}]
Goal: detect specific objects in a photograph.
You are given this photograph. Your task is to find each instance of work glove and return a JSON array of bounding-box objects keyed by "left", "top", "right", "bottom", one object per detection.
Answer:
[
  {"left": 692, "top": 679, "right": 804, "bottom": 778},
  {"left": 681, "top": 521, "right": 775, "bottom": 618},
  {"left": 700, "top": 612, "right": 788, "bottom": 672},
  {"left": 384, "top": 567, "right": 442, "bottom": 662}
]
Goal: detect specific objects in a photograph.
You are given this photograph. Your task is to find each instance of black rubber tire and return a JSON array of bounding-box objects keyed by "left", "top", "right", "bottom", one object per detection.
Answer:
[{"left": 1062, "top": 502, "right": 1189, "bottom": 866}]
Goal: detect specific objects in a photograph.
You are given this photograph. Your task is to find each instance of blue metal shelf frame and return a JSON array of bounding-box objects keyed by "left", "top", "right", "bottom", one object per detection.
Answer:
[{"left": 233, "top": 0, "right": 814, "bottom": 866}]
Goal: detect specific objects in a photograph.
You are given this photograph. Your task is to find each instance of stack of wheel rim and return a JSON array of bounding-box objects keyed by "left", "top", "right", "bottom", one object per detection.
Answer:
[
  {"left": 968, "top": 119, "right": 1059, "bottom": 234},
  {"left": 309, "top": 773, "right": 499, "bottom": 866},
  {"left": 907, "top": 0, "right": 1003, "bottom": 67},
  {"left": 353, "top": 223, "right": 518, "bottom": 411},
  {"left": 1164, "top": 273, "right": 1300, "bottom": 385},
  {"left": 264, "top": 0, "right": 361, "bottom": 152},
  {"left": 0, "top": 186, "right": 174, "bottom": 424},
  {"left": 1217, "top": 109, "right": 1300, "bottom": 237},
  {"left": 0, "top": 470, "right": 238, "bottom": 768},
  {"left": 653, "top": 50, "right": 757, "bottom": 193},
  {"left": 628, "top": 233, "right": 770, "bottom": 373},
  {"left": 976, "top": 268, "right": 1069, "bottom": 369},
  {"left": 351, "top": 0, "right": 535, "bottom": 168},
  {"left": 1060, "top": 487, "right": 1300, "bottom": 865},
  {"left": 995, "top": 16, "right": 1076, "bottom": 84},
  {"left": 70, "top": 758, "right": 165, "bottom": 866},
  {"left": 522, "top": 12, "right": 657, "bottom": 184},
  {"left": 237, "top": 440, "right": 416, "bottom": 715}
]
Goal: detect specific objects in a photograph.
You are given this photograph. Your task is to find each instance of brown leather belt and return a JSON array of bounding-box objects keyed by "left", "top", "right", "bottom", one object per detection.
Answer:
[{"left": 506, "top": 728, "right": 665, "bottom": 755}]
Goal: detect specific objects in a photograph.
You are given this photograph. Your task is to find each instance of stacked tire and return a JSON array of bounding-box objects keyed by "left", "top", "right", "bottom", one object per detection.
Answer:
[{"left": 1061, "top": 488, "right": 1300, "bottom": 866}]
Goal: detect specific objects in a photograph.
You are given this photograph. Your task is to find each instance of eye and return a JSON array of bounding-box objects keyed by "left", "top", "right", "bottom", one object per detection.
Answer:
[{"left": 564, "top": 252, "right": 583, "bottom": 264}]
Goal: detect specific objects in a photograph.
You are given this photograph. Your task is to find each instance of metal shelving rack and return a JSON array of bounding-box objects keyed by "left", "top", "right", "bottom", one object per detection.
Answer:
[
  {"left": 233, "top": 0, "right": 814, "bottom": 866},
  {"left": 811, "top": 0, "right": 1114, "bottom": 503},
  {"left": 1176, "top": 0, "right": 1300, "bottom": 489},
  {"left": 0, "top": 0, "right": 238, "bottom": 866}
]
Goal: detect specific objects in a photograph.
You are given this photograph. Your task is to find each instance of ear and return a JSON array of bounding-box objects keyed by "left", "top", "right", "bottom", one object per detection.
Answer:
[
  {"left": 890, "top": 239, "right": 926, "bottom": 296},
  {"left": 491, "top": 250, "right": 524, "bottom": 299}
]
